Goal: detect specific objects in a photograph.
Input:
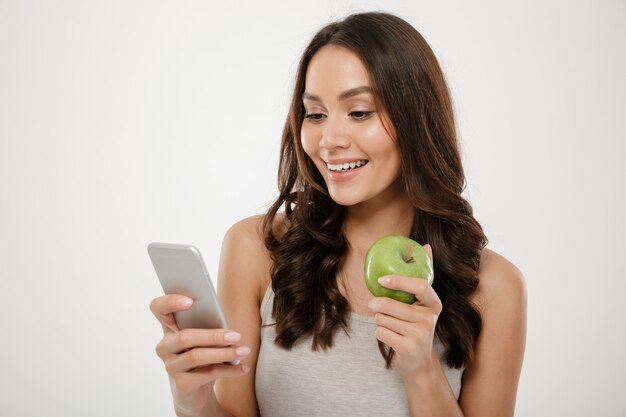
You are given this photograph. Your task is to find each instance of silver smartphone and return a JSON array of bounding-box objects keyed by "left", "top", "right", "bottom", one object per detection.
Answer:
[{"left": 147, "top": 242, "right": 230, "bottom": 331}]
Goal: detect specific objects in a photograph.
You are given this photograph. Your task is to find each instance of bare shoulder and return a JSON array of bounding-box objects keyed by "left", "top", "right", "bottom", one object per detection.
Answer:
[
  {"left": 219, "top": 213, "right": 287, "bottom": 297},
  {"left": 473, "top": 248, "right": 527, "bottom": 312},
  {"left": 219, "top": 215, "right": 274, "bottom": 299},
  {"left": 459, "top": 248, "right": 527, "bottom": 415},
  {"left": 215, "top": 214, "right": 277, "bottom": 415},
  {"left": 223, "top": 215, "right": 267, "bottom": 255},
  {"left": 224, "top": 213, "right": 286, "bottom": 245}
]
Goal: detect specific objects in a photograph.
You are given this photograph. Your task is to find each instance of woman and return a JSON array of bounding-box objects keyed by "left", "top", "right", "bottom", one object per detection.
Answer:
[{"left": 150, "top": 12, "right": 526, "bottom": 417}]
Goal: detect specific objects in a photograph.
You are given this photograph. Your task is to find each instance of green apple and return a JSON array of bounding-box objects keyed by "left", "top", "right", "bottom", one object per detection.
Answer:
[{"left": 364, "top": 235, "right": 434, "bottom": 304}]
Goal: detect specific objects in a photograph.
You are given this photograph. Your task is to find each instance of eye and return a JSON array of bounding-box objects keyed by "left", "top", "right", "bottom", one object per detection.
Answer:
[
  {"left": 350, "top": 111, "right": 374, "bottom": 120},
  {"left": 304, "top": 113, "right": 326, "bottom": 123}
]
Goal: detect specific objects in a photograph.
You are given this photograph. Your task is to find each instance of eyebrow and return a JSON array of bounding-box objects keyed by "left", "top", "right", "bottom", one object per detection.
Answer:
[{"left": 302, "top": 86, "right": 373, "bottom": 102}]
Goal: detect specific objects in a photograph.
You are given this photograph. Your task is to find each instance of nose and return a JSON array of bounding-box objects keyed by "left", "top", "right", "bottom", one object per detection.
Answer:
[{"left": 319, "top": 115, "right": 350, "bottom": 150}]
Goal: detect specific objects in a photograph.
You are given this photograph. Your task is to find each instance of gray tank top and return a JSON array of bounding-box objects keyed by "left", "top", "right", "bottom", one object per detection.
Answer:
[{"left": 255, "top": 286, "right": 464, "bottom": 417}]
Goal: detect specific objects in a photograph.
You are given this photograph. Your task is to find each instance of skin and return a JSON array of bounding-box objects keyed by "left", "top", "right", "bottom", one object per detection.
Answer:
[{"left": 150, "top": 44, "right": 527, "bottom": 417}]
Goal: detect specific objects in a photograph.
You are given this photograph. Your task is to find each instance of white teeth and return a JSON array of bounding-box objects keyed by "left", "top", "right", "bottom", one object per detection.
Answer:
[{"left": 327, "top": 160, "right": 368, "bottom": 171}]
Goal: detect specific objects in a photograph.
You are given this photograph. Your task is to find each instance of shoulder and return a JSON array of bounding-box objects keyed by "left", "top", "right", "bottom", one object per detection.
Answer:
[
  {"left": 222, "top": 215, "right": 266, "bottom": 252},
  {"left": 219, "top": 215, "right": 272, "bottom": 299},
  {"left": 215, "top": 215, "right": 276, "bottom": 414},
  {"left": 224, "top": 213, "right": 286, "bottom": 246},
  {"left": 473, "top": 248, "right": 527, "bottom": 314},
  {"left": 458, "top": 248, "right": 527, "bottom": 414},
  {"left": 219, "top": 214, "right": 285, "bottom": 299}
]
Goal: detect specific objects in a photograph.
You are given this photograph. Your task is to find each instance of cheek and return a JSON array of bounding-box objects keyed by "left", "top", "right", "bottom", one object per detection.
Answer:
[
  {"left": 300, "top": 125, "right": 318, "bottom": 158},
  {"left": 360, "top": 124, "right": 397, "bottom": 158}
]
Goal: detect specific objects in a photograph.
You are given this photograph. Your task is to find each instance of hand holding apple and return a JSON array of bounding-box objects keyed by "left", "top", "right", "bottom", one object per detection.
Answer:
[
  {"left": 367, "top": 272, "right": 443, "bottom": 377},
  {"left": 364, "top": 235, "right": 434, "bottom": 303}
]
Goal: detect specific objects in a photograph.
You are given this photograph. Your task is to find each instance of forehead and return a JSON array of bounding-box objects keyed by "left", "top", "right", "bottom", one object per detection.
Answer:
[{"left": 304, "top": 44, "right": 372, "bottom": 93}]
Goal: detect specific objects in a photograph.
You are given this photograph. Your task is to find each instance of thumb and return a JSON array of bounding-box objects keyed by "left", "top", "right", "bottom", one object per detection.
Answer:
[{"left": 423, "top": 243, "right": 433, "bottom": 261}]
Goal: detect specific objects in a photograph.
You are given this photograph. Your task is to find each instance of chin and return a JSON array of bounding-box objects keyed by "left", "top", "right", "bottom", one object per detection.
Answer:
[{"left": 327, "top": 189, "right": 362, "bottom": 207}]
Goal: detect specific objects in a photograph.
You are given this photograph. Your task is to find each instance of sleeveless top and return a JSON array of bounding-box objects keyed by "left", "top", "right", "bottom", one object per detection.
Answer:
[{"left": 255, "top": 286, "right": 464, "bottom": 417}]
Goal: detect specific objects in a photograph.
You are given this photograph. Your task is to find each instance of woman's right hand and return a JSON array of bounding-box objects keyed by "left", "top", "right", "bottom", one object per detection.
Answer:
[{"left": 150, "top": 294, "right": 251, "bottom": 415}]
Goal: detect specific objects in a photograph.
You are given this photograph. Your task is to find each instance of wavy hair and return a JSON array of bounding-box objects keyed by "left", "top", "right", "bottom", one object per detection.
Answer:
[{"left": 262, "top": 12, "right": 487, "bottom": 369}]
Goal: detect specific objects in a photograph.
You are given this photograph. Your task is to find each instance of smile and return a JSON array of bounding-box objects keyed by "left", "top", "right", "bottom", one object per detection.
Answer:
[{"left": 326, "top": 160, "right": 369, "bottom": 172}]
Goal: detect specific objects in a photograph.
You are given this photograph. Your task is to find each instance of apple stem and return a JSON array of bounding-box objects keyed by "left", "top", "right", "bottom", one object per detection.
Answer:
[{"left": 403, "top": 245, "right": 415, "bottom": 263}]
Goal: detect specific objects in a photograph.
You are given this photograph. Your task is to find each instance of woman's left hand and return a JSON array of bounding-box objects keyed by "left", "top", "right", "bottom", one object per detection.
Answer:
[{"left": 367, "top": 244, "right": 442, "bottom": 377}]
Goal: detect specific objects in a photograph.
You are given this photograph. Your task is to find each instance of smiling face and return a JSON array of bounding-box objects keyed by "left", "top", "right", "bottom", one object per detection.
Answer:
[{"left": 300, "top": 45, "right": 403, "bottom": 208}]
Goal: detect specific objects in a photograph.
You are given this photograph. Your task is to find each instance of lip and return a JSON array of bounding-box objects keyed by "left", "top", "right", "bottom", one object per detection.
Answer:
[
  {"left": 325, "top": 158, "right": 367, "bottom": 164},
  {"left": 323, "top": 158, "right": 368, "bottom": 182}
]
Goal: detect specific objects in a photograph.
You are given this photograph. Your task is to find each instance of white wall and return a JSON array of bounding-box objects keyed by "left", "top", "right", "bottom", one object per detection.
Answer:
[{"left": 1, "top": 1, "right": 624, "bottom": 416}]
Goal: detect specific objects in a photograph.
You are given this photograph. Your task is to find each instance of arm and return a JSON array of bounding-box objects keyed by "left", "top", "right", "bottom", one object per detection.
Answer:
[
  {"left": 369, "top": 248, "right": 526, "bottom": 417},
  {"left": 150, "top": 295, "right": 250, "bottom": 417},
  {"left": 214, "top": 216, "right": 272, "bottom": 416},
  {"left": 172, "top": 380, "right": 231, "bottom": 417},
  {"left": 150, "top": 216, "right": 269, "bottom": 417},
  {"left": 458, "top": 249, "right": 527, "bottom": 416},
  {"left": 368, "top": 274, "right": 465, "bottom": 417}
]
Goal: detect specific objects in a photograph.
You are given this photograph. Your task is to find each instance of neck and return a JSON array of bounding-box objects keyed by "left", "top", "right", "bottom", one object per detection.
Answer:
[{"left": 344, "top": 179, "right": 414, "bottom": 254}]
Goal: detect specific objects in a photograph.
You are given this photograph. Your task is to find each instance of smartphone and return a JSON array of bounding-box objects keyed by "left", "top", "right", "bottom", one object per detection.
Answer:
[
  {"left": 147, "top": 242, "right": 231, "bottom": 331},
  {"left": 148, "top": 242, "right": 240, "bottom": 365}
]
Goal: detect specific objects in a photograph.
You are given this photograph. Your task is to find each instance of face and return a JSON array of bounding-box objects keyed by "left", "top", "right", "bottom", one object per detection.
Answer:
[{"left": 301, "top": 45, "right": 403, "bottom": 208}]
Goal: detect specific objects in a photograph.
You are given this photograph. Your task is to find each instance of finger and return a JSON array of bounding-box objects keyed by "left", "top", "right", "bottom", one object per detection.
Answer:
[
  {"left": 165, "top": 329, "right": 242, "bottom": 355},
  {"left": 150, "top": 294, "right": 194, "bottom": 333},
  {"left": 374, "top": 312, "right": 417, "bottom": 336},
  {"left": 172, "top": 363, "right": 250, "bottom": 393},
  {"left": 167, "top": 346, "right": 251, "bottom": 374},
  {"left": 375, "top": 308, "right": 438, "bottom": 335},
  {"left": 368, "top": 297, "right": 421, "bottom": 322},
  {"left": 423, "top": 243, "right": 433, "bottom": 261},
  {"left": 374, "top": 325, "right": 406, "bottom": 353},
  {"left": 378, "top": 276, "right": 442, "bottom": 313}
]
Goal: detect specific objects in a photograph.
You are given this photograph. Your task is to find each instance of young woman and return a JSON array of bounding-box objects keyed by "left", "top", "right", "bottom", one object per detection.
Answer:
[{"left": 150, "top": 12, "right": 526, "bottom": 417}]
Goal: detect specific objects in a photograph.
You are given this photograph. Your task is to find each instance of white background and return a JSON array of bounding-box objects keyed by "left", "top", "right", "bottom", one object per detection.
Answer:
[{"left": 1, "top": 1, "right": 625, "bottom": 416}]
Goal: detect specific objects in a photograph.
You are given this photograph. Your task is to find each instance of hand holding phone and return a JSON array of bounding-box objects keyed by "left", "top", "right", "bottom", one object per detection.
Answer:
[
  {"left": 148, "top": 242, "right": 250, "bottom": 414},
  {"left": 148, "top": 242, "right": 230, "bottom": 331},
  {"left": 148, "top": 242, "right": 242, "bottom": 366}
]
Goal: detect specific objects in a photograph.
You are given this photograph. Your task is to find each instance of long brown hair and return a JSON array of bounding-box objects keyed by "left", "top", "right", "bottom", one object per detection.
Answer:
[{"left": 262, "top": 12, "right": 486, "bottom": 369}]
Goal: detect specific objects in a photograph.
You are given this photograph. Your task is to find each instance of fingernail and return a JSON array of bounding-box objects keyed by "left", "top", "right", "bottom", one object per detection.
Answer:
[
  {"left": 236, "top": 346, "right": 251, "bottom": 356},
  {"left": 378, "top": 276, "right": 391, "bottom": 285},
  {"left": 224, "top": 331, "right": 241, "bottom": 342},
  {"left": 178, "top": 297, "right": 193, "bottom": 307}
]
